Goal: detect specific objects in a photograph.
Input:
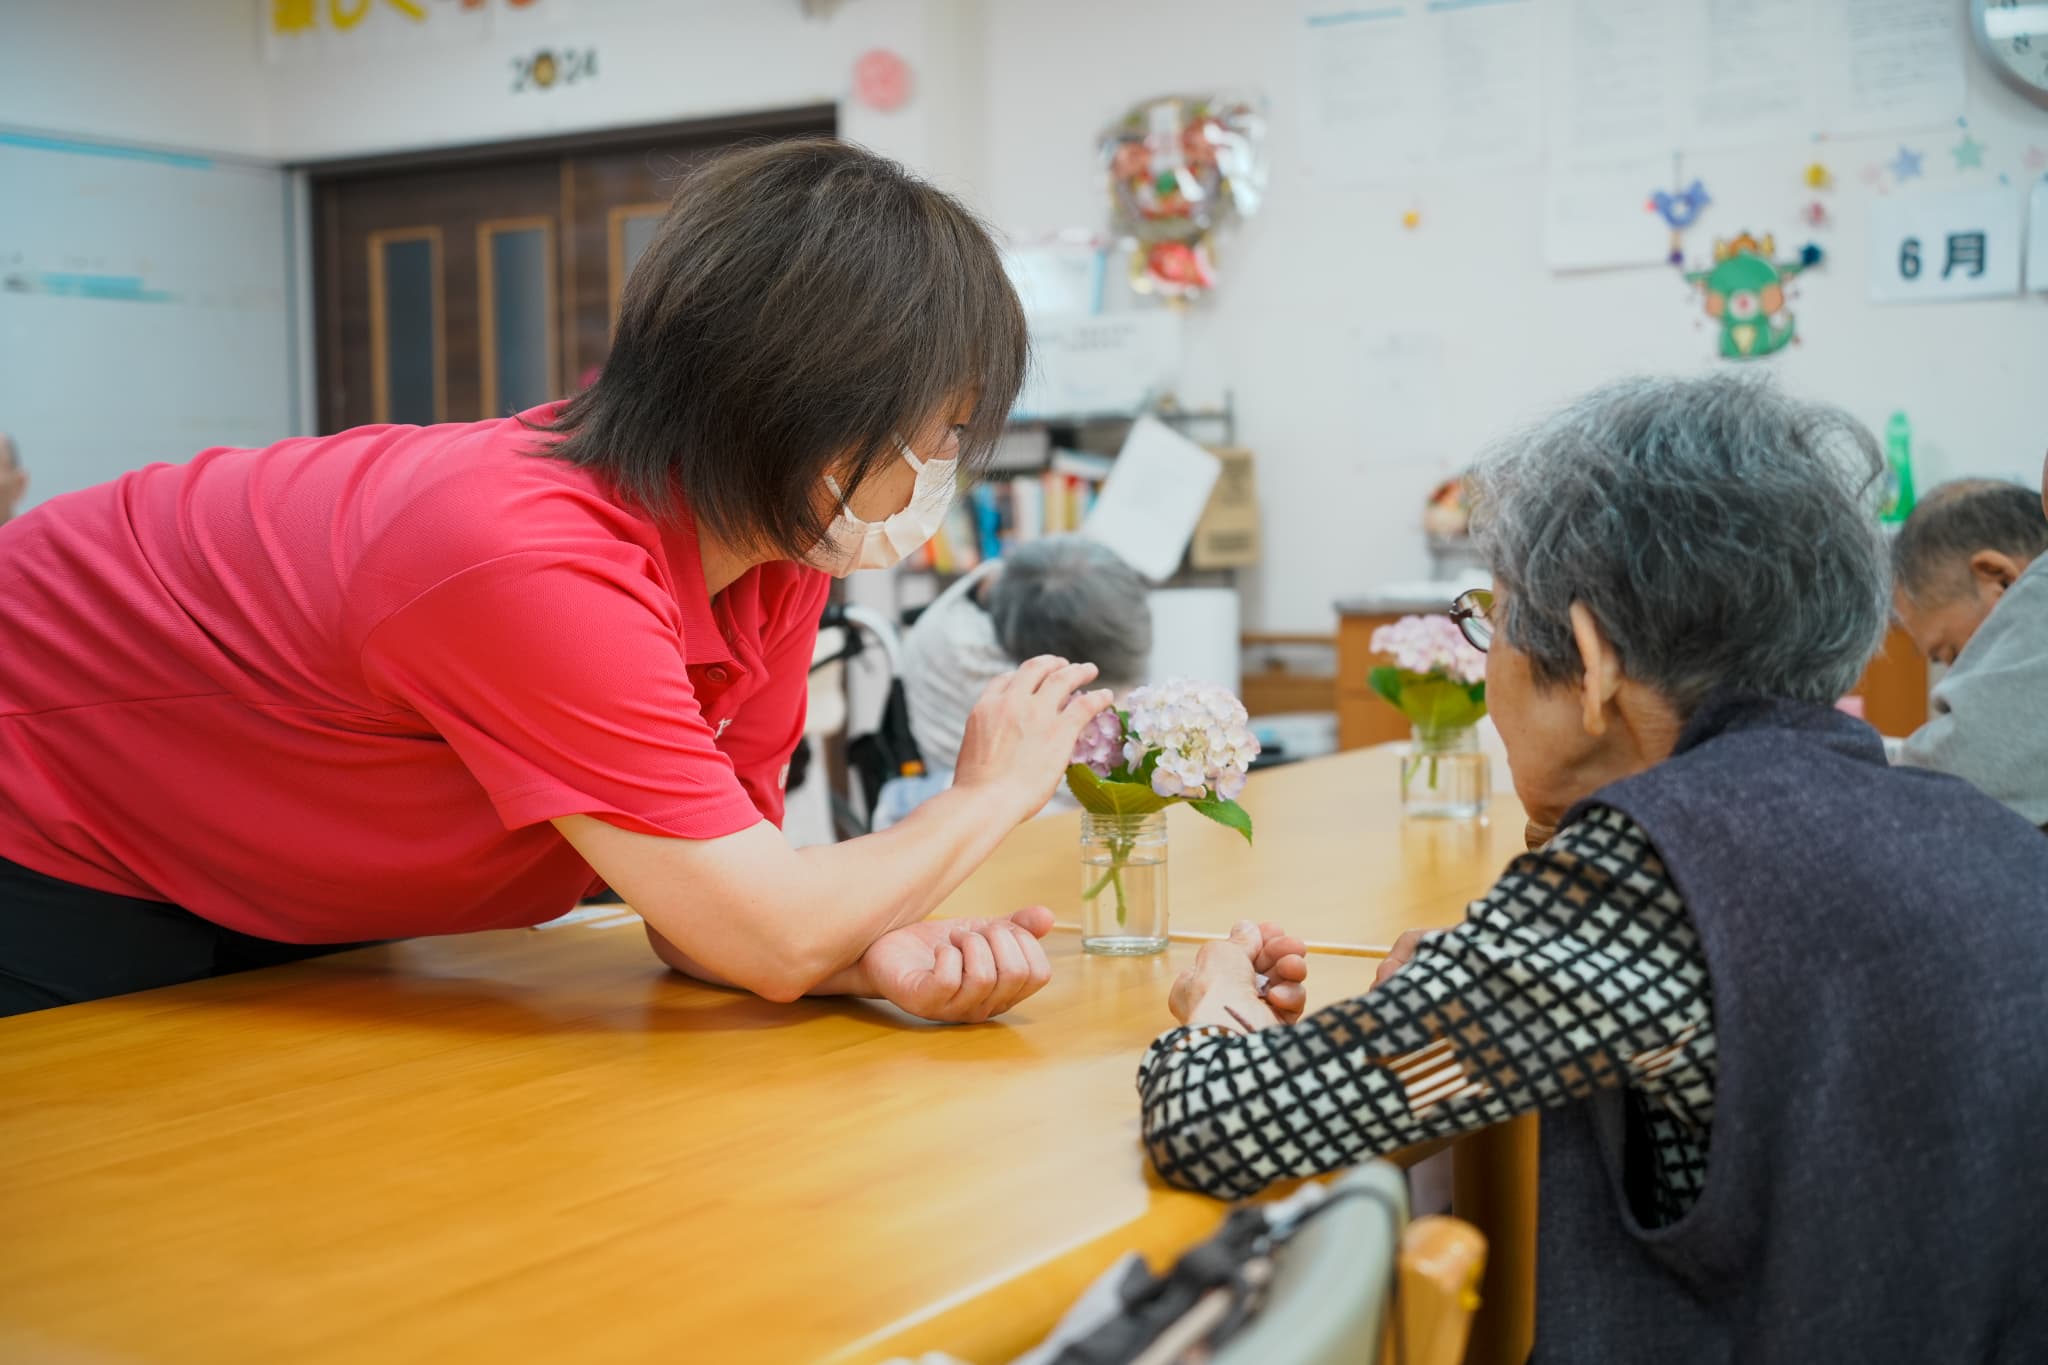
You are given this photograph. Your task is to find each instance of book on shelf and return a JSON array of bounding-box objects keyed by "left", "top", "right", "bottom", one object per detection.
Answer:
[{"left": 909, "top": 455, "right": 1109, "bottom": 574}]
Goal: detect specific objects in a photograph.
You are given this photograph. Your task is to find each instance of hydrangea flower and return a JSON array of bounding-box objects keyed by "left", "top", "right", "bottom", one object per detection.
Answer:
[
  {"left": 1072, "top": 707, "right": 1124, "bottom": 778},
  {"left": 1120, "top": 678, "right": 1261, "bottom": 802},
  {"left": 1065, "top": 678, "right": 1260, "bottom": 928},
  {"left": 1370, "top": 614, "right": 1486, "bottom": 686}
]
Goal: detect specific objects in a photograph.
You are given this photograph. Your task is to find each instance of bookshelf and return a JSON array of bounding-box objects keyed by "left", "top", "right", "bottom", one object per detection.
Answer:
[{"left": 894, "top": 395, "right": 1239, "bottom": 615}]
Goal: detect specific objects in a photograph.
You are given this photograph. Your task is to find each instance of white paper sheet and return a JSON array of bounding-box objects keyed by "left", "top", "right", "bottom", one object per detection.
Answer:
[
  {"left": 1674, "top": 0, "right": 1820, "bottom": 151},
  {"left": 1819, "top": 0, "right": 1967, "bottom": 136},
  {"left": 1299, "top": 0, "right": 1540, "bottom": 185},
  {"left": 1297, "top": 4, "right": 1425, "bottom": 186},
  {"left": 1544, "top": 0, "right": 1677, "bottom": 169},
  {"left": 1082, "top": 416, "right": 1222, "bottom": 582},
  {"left": 1420, "top": 0, "right": 1543, "bottom": 174},
  {"left": 1868, "top": 188, "right": 2025, "bottom": 304},
  {"left": 1547, "top": 0, "right": 1965, "bottom": 165}
]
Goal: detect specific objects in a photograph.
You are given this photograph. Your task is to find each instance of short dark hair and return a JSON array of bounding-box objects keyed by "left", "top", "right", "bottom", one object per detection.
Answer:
[
  {"left": 532, "top": 139, "right": 1027, "bottom": 555},
  {"left": 1892, "top": 480, "right": 2048, "bottom": 603}
]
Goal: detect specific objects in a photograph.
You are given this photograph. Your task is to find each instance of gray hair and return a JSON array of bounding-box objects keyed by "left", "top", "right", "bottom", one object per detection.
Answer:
[
  {"left": 1891, "top": 479, "right": 2048, "bottom": 604},
  {"left": 1467, "top": 374, "right": 1888, "bottom": 715},
  {"left": 988, "top": 534, "right": 1153, "bottom": 687}
]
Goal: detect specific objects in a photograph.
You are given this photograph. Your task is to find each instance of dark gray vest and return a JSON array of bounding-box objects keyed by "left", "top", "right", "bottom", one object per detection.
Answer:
[{"left": 1535, "top": 695, "right": 2048, "bottom": 1364}]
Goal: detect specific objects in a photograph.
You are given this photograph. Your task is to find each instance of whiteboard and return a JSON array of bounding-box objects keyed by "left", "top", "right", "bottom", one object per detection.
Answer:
[{"left": 0, "top": 131, "right": 299, "bottom": 515}]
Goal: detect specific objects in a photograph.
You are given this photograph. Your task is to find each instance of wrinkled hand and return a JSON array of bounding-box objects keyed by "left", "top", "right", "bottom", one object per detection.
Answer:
[
  {"left": 861, "top": 905, "right": 1055, "bottom": 1023},
  {"left": 953, "top": 656, "right": 1116, "bottom": 824},
  {"left": 1169, "top": 921, "right": 1310, "bottom": 1032},
  {"left": 1372, "top": 928, "right": 1434, "bottom": 989}
]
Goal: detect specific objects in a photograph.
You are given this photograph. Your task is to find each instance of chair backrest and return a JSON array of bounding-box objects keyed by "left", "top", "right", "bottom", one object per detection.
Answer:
[
  {"left": 1207, "top": 1163, "right": 1485, "bottom": 1365},
  {"left": 1393, "top": 1215, "right": 1487, "bottom": 1365}
]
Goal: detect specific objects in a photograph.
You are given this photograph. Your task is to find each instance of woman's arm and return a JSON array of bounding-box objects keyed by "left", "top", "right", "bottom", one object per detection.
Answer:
[
  {"left": 555, "top": 656, "right": 1114, "bottom": 1003},
  {"left": 1138, "top": 806, "right": 1715, "bottom": 1199}
]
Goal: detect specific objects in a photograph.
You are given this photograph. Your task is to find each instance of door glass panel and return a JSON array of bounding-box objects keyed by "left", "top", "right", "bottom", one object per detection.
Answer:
[
  {"left": 621, "top": 213, "right": 661, "bottom": 280},
  {"left": 484, "top": 224, "right": 554, "bottom": 415},
  {"left": 375, "top": 233, "right": 439, "bottom": 425}
]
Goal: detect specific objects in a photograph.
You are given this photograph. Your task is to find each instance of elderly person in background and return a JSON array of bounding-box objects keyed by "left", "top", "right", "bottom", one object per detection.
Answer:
[
  {"left": 0, "top": 435, "right": 25, "bottom": 525},
  {"left": 1889, "top": 472, "right": 2048, "bottom": 828},
  {"left": 1138, "top": 376, "right": 2048, "bottom": 1361},
  {"left": 875, "top": 535, "right": 1152, "bottom": 830}
]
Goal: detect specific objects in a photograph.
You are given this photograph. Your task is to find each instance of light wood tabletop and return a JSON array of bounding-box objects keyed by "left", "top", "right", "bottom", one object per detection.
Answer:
[
  {"left": 943, "top": 745, "right": 1531, "bottom": 954},
  {"left": 0, "top": 918, "right": 1391, "bottom": 1365},
  {"left": 1, "top": 748, "right": 1541, "bottom": 1365}
]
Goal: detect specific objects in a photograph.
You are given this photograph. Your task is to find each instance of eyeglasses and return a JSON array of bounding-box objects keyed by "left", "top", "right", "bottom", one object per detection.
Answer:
[{"left": 1449, "top": 588, "right": 1494, "bottom": 653}]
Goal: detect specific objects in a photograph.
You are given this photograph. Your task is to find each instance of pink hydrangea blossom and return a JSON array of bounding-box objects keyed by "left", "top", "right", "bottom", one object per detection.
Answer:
[
  {"left": 1072, "top": 707, "right": 1124, "bottom": 777},
  {"left": 1370, "top": 614, "right": 1485, "bottom": 685}
]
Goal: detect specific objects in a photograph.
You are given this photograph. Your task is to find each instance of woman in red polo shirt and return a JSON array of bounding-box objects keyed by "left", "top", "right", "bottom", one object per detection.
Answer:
[{"left": 0, "top": 140, "right": 1112, "bottom": 1020}]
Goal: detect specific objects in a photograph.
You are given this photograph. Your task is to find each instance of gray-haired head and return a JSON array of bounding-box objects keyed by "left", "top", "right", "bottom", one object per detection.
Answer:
[
  {"left": 988, "top": 535, "right": 1153, "bottom": 688},
  {"left": 1467, "top": 373, "right": 1889, "bottom": 716},
  {"left": 1891, "top": 479, "right": 2048, "bottom": 605}
]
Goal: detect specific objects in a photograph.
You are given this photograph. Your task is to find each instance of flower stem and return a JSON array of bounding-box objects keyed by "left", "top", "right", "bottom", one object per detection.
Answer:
[{"left": 1083, "top": 835, "right": 1134, "bottom": 926}]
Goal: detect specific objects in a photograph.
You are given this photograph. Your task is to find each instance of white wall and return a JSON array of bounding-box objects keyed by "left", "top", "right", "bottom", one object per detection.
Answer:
[
  {"left": 965, "top": 0, "right": 2048, "bottom": 630},
  {"left": 0, "top": 139, "right": 299, "bottom": 513},
  {"left": 0, "top": 0, "right": 269, "bottom": 158},
  {"left": 4, "top": 0, "right": 2043, "bottom": 633},
  {"left": 256, "top": 0, "right": 973, "bottom": 182}
]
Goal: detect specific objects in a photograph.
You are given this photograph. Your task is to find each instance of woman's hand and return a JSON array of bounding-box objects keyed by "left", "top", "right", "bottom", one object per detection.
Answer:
[
  {"left": 1169, "top": 921, "right": 1310, "bottom": 1032},
  {"left": 858, "top": 906, "right": 1055, "bottom": 1023},
  {"left": 952, "top": 657, "right": 1116, "bottom": 824}
]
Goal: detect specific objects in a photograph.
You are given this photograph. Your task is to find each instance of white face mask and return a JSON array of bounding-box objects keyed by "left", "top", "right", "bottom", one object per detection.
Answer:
[{"left": 803, "top": 439, "right": 957, "bottom": 577}]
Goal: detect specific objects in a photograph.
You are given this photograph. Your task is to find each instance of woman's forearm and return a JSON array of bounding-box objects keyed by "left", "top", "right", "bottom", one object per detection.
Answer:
[
  {"left": 645, "top": 924, "right": 877, "bottom": 998},
  {"left": 555, "top": 780, "right": 1025, "bottom": 1002}
]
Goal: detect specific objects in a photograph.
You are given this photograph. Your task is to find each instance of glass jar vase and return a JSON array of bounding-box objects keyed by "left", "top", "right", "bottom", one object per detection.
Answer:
[
  {"left": 1079, "top": 811, "right": 1169, "bottom": 955},
  {"left": 1401, "top": 724, "right": 1488, "bottom": 820}
]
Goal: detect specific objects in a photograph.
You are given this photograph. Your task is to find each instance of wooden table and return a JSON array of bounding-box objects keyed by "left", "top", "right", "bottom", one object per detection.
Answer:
[
  {"left": 949, "top": 745, "right": 1530, "bottom": 955},
  {"left": 0, "top": 751, "right": 1538, "bottom": 1365},
  {"left": 0, "top": 922, "right": 1389, "bottom": 1364}
]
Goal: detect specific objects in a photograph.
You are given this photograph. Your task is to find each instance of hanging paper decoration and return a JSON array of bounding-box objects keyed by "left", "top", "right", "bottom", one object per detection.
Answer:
[
  {"left": 1647, "top": 178, "right": 1711, "bottom": 267},
  {"left": 1684, "top": 231, "right": 1819, "bottom": 362},
  {"left": 1100, "top": 92, "right": 1266, "bottom": 301}
]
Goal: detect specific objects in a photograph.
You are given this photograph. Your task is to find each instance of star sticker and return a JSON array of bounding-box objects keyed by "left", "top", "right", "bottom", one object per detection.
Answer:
[
  {"left": 1952, "top": 133, "right": 1985, "bottom": 170},
  {"left": 2026, "top": 145, "right": 2048, "bottom": 173},
  {"left": 1891, "top": 145, "right": 1924, "bottom": 182}
]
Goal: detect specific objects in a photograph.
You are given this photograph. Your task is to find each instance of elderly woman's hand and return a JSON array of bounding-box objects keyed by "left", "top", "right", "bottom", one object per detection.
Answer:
[
  {"left": 1169, "top": 921, "right": 1310, "bottom": 1031},
  {"left": 1372, "top": 927, "right": 1437, "bottom": 989}
]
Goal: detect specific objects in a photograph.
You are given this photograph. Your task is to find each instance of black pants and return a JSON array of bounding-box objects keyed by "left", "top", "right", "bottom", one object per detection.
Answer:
[{"left": 0, "top": 855, "right": 363, "bottom": 1017}]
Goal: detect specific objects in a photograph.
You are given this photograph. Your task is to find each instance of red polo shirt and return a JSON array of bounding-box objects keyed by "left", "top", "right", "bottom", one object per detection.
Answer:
[{"left": 0, "top": 406, "right": 828, "bottom": 942}]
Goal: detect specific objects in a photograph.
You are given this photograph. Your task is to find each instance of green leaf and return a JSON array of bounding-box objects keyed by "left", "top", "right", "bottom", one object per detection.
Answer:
[
  {"left": 1367, "top": 665, "right": 1403, "bottom": 707},
  {"left": 1189, "top": 796, "right": 1254, "bottom": 845},
  {"left": 1396, "top": 677, "right": 1488, "bottom": 733},
  {"left": 1065, "top": 764, "right": 1172, "bottom": 817}
]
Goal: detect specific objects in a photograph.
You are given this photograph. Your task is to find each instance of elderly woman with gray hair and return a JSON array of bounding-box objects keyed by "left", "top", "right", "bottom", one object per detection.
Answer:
[
  {"left": 1139, "top": 375, "right": 2048, "bottom": 1361},
  {"left": 875, "top": 534, "right": 1153, "bottom": 829}
]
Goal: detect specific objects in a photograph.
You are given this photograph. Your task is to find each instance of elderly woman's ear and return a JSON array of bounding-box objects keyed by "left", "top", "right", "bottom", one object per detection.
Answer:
[{"left": 1570, "top": 602, "right": 1625, "bottom": 737}]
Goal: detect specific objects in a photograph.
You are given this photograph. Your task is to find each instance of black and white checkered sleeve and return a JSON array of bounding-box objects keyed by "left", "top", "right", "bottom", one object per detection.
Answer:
[{"left": 1137, "top": 805, "right": 1715, "bottom": 1201}]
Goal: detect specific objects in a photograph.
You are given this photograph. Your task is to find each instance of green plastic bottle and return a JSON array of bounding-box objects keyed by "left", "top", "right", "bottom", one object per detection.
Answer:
[{"left": 1880, "top": 412, "right": 1916, "bottom": 524}]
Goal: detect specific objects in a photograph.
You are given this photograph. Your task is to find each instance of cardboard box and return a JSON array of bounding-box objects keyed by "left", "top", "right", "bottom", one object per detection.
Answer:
[{"left": 1190, "top": 446, "right": 1260, "bottom": 569}]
